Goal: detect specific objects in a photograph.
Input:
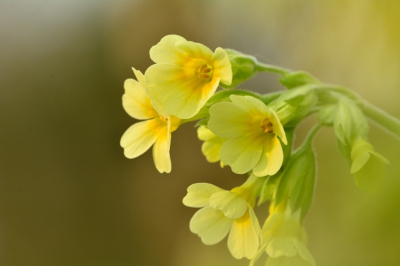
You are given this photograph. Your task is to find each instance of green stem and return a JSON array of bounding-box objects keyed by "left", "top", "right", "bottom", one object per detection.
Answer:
[
  {"left": 360, "top": 99, "right": 400, "bottom": 139},
  {"left": 255, "top": 62, "right": 291, "bottom": 75},
  {"left": 303, "top": 123, "right": 323, "bottom": 148},
  {"left": 313, "top": 84, "right": 361, "bottom": 103},
  {"left": 314, "top": 84, "right": 400, "bottom": 138}
]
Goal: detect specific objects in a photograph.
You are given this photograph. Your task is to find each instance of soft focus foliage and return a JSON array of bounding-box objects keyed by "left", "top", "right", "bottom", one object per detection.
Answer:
[{"left": 2, "top": 1, "right": 400, "bottom": 266}]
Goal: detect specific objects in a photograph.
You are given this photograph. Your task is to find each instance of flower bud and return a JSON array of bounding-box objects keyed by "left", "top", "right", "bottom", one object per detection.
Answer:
[
  {"left": 333, "top": 99, "right": 369, "bottom": 145},
  {"left": 220, "top": 49, "right": 260, "bottom": 89},
  {"left": 279, "top": 71, "right": 320, "bottom": 89},
  {"left": 272, "top": 85, "right": 317, "bottom": 126}
]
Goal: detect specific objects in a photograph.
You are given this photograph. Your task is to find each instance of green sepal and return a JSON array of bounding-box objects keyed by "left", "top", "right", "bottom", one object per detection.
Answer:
[
  {"left": 281, "top": 127, "right": 295, "bottom": 167},
  {"left": 274, "top": 145, "right": 316, "bottom": 221},
  {"left": 258, "top": 174, "right": 282, "bottom": 206},
  {"left": 195, "top": 118, "right": 209, "bottom": 128},
  {"left": 337, "top": 138, "right": 352, "bottom": 165},
  {"left": 333, "top": 99, "right": 369, "bottom": 144},
  {"left": 273, "top": 85, "right": 317, "bottom": 126},
  {"left": 318, "top": 104, "right": 337, "bottom": 126},
  {"left": 279, "top": 71, "right": 320, "bottom": 89},
  {"left": 316, "top": 90, "right": 338, "bottom": 105},
  {"left": 220, "top": 49, "right": 259, "bottom": 89}
]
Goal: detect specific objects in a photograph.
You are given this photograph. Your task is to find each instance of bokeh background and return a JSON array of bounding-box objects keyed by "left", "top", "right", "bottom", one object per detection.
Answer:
[{"left": 1, "top": 1, "right": 400, "bottom": 266}]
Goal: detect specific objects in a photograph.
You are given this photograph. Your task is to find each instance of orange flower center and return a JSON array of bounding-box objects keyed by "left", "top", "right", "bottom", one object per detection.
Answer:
[
  {"left": 260, "top": 118, "right": 274, "bottom": 133},
  {"left": 159, "top": 116, "right": 168, "bottom": 123},
  {"left": 197, "top": 63, "right": 213, "bottom": 80}
]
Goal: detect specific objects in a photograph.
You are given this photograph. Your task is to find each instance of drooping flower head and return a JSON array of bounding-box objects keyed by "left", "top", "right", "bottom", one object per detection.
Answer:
[
  {"left": 263, "top": 203, "right": 316, "bottom": 266},
  {"left": 120, "top": 68, "right": 180, "bottom": 173},
  {"left": 208, "top": 95, "right": 287, "bottom": 177},
  {"left": 350, "top": 137, "right": 389, "bottom": 193},
  {"left": 183, "top": 174, "right": 264, "bottom": 259},
  {"left": 250, "top": 203, "right": 316, "bottom": 266},
  {"left": 145, "top": 35, "right": 232, "bottom": 119}
]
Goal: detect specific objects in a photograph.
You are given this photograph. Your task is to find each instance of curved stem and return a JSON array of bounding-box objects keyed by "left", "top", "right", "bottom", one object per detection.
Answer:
[
  {"left": 255, "top": 62, "right": 291, "bottom": 75},
  {"left": 360, "top": 99, "right": 400, "bottom": 139},
  {"left": 303, "top": 123, "right": 323, "bottom": 148},
  {"left": 313, "top": 84, "right": 400, "bottom": 139}
]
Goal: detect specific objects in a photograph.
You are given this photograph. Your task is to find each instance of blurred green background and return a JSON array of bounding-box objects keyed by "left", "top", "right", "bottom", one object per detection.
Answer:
[{"left": 1, "top": 1, "right": 400, "bottom": 265}]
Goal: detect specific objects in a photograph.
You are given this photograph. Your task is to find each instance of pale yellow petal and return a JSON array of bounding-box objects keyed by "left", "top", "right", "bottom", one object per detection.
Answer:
[
  {"left": 266, "top": 237, "right": 297, "bottom": 258},
  {"left": 201, "top": 138, "right": 223, "bottom": 163},
  {"left": 350, "top": 152, "right": 371, "bottom": 174},
  {"left": 149, "top": 35, "right": 187, "bottom": 64},
  {"left": 198, "top": 126, "right": 224, "bottom": 163},
  {"left": 190, "top": 207, "right": 234, "bottom": 245},
  {"left": 175, "top": 40, "right": 214, "bottom": 61},
  {"left": 146, "top": 64, "right": 217, "bottom": 119},
  {"left": 270, "top": 109, "right": 287, "bottom": 145},
  {"left": 197, "top": 126, "right": 215, "bottom": 141},
  {"left": 248, "top": 206, "right": 262, "bottom": 235},
  {"left": 120, "top": 119, "right": 161, "bottom": 159},
  {"left": 212, "top": 47, "right": 232, "bottom": 85},
  {"left": 122, "top": 79, "right": 157, "bottom": 120},
  {"left": 230, "top": 95, "right": 269, "bottom": 118},
  {"left": 295, "top": 241, "right": 316, "bottom": 266},
  {"left": 229, "top": 95, "right": 287, "bottom": 145},
  {"left": 132, "top": 68, "right": 147, "bottom": 89},
  {"left": 209, "top": 191, "right": 248, "bottom": 219},
  {"left": 220, "top": 135, "right": 263, "bottom": 174},
  {"left": 253, "top": 136, "right": 284, "bottom": 177},
  {"left": 152, "top": 123, "right": 171, "bottom": 173},
  {"left": 354, "top": 153, "right": 386, "bottom": 193},
  {"left": 183, "top": 183, "right": 223, "bottom": 208},
  {"left": 208, "top": 102, "right": 251, "bottom": 138},
  {"left": 262, "top": 212, "right": 283, "bottom": 241},
  {"left": 228, "top": 210, "right": 260, "bottom": 259}
]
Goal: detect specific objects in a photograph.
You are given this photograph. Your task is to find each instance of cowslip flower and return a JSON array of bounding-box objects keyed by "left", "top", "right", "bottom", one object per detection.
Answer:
[
  {"left": 197, "top": 125, "right": 225, "bottom": 166},
  {"left": 145, "top": 35, "right": 232, "bottom": 119},
  {"left": 120, "top": 68, "right": 180, "bottom": 173},
  {"left": 350, "top": 137, "right": 389, "bottom": 193},
  {"left": 183, "top": 174, "right": 264, "bottom": 259},
  {"left": 332, "top": 99, "right": 389, "bottom": 192},
  {"left": 208, "top": 95, "right": 287, "bottom": 176},
  {"left": 250, "top": 204, "right": 316, "bottom": 266}
]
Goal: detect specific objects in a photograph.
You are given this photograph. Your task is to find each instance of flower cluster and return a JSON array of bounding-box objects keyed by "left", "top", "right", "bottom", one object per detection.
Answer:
[{"left": 120, "top": 35, "right": 397, "bottom": 265}]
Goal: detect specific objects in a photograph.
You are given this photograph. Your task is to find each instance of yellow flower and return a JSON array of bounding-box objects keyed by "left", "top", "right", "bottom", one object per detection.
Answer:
[
  {"left": 250, "top": 204, "right": 316, "bottom": 266},
  {"left": 208, "top": 95, "right": 287, "bottom": 176},
  {"left": 197, "top": 126, "right": 225, "bottom": 165},
  {"left": 145, "top": 35, "right": 232, "bottom": 119},
  {"left": 120, "top": 68, "right": 180, "bottom": 173},
  {"left": 183, "top": 175, "right": 264, "bottom": 259},
  {"left": 350, "top": 137, "right": 389, "bottom": 193}
]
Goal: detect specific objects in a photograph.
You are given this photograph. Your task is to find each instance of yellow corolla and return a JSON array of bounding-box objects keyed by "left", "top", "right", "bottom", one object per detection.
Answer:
[
  {"left": 208, "top": 95, "right": 287, "bottom": 177},
  {"left": 145, "top": 35, "right": 232, "bottom": 119},
  {"left": 197, "top": 125, "right": 225, "bottom": 165},
  {"left": 250, "top": 204, "right": 316, "bottom": 266},
  {"left": 350, "top": 137, "right": 389, "bottom": 193},
  {"left": 183, "top": 174, "right": 264, "bottom": 259},
  {"left": 120, "top": 68, "right": 180, "bottom": 173}
]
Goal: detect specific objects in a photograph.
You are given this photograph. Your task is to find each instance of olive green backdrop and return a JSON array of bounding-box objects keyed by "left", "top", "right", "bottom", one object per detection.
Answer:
[{"left": 1, "top": 1, "right": 400, "bottom": 265}]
